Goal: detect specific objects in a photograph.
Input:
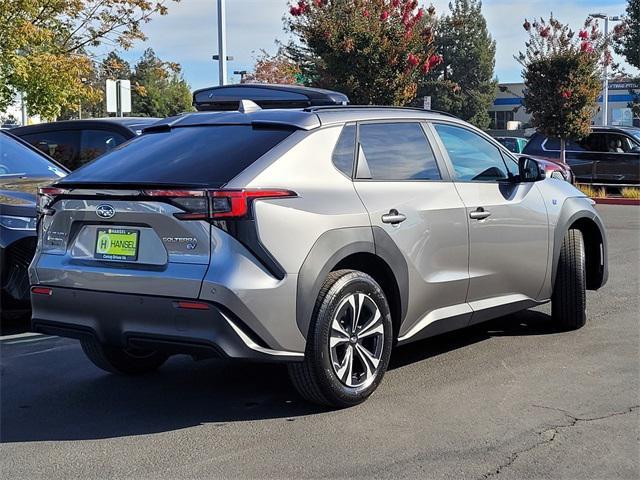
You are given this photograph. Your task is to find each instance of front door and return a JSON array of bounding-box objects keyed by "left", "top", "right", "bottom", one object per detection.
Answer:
[
  {"left": 352, "top": 121, "right": 471, "bottom": 341},
  {"left": 431, "top": 123, "right": 549, "bottom": 321}
]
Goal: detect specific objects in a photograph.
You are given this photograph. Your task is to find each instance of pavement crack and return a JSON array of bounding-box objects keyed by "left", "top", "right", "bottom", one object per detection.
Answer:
[{"left": 477, "top": 405, "right": 639, "bottom": 479}]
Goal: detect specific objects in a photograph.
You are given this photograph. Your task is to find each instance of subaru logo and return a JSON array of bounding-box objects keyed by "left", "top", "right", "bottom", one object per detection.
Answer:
[{"left": 96, "top": 204, "right": 115, "bottom": 219}]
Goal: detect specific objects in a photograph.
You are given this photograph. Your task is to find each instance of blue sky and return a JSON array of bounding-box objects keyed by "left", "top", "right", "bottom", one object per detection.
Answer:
[{"left": 116, "top": 0, "right": 635, "bottom": 90}]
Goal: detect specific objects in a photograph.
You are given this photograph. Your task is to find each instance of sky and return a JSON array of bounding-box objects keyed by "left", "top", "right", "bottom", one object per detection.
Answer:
[{"left": 116, "top": 0, "right": 636, "bottom": 90}]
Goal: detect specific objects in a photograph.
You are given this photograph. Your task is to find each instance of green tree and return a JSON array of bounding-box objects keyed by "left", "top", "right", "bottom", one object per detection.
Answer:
[
  {"left": 0, "top": 0, "right": 177, "bottom": 120},
  {"left": 419, "top": 0, "right": 497, "bottom": 128},
  {"left": 614, "top": 0, "right": 639, "bottom": 69},
  {"left": 131, "top": 48, "right": 193, "bottom": 117},
  {"left": 517, "top": 16, "right": 606, "bottom": 162},
  {"left": 285, "top": 0, "right": 440, "bottom": 105}
]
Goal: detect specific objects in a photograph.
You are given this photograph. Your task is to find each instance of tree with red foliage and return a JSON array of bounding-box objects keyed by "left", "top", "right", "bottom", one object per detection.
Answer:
[
  {"left": 517, "top": 16, "right": 606, "bottom": 162},
  {"left": 284, "top": 0, "right": 439, "bottom": 105}
]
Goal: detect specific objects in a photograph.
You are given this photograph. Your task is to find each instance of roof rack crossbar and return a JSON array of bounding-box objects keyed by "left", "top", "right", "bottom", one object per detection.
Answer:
[{"left": 303, "top": 105, "right": 459, "bottom": 118}]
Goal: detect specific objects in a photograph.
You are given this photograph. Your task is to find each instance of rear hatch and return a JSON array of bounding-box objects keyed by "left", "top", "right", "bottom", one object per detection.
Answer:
[{"left": 31, "top": 123, "right": 296, "bottom": 299}]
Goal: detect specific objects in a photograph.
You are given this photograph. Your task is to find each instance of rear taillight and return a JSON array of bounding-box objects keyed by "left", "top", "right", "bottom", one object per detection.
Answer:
[
  {"left": 37, "top": 187, "right": 67, "bottom": 215},
  {"left": 143, "top": 189, "right": 296, "bottom": 220}
]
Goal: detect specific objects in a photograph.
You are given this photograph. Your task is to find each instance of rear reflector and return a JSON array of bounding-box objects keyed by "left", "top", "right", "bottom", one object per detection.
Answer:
[
  {"left": 175, "top": 301, "right": 210, "bottom": 310},
  {"left": 31, "top": 287, "right": 53, "bottom": 296}
]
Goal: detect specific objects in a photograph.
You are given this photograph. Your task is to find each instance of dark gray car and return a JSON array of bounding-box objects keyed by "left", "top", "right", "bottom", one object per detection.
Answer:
[
  {"left": 0, "top": 131, "right": 67, "bottom": 313},
  {"left": 29, "top": 103, "right": 608, "bottom": 407}
]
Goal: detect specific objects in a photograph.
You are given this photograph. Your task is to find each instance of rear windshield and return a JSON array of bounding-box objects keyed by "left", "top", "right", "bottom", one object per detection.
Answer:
[{"left": 61, "top": 125, "right": 294, "bottom": 186}]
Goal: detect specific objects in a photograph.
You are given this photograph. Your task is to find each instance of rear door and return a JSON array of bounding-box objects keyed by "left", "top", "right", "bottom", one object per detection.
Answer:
[
  {"left": 431, "top": 122, "right": 549, "bottom": 320},
  {"left": 352, "top": 121, "right": 471, "bottom": 341}
]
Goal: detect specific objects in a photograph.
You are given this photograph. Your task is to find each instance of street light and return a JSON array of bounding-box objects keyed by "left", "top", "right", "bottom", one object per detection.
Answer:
[
  {"left": 217, "top": 0, "right": 227, "bottom": 86},
  {"left": 234, "top": 70, "right": 247, "bottom": 83},
  {"left": 588, "top": 12, "right": 622, "bottom": 126}
]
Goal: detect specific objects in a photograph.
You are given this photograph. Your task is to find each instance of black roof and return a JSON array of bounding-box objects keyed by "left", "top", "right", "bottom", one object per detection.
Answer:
[
  {"left": 10, "top": 117, "right": 162, "bottom": 137},
  {"left": 192, "top": 83, "right": 349, "bottom": 111}
]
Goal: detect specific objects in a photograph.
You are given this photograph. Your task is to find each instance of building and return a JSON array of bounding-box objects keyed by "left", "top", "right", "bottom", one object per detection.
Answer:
[{"left": 489, "top": 81, "right": 639, "bottom": 132}]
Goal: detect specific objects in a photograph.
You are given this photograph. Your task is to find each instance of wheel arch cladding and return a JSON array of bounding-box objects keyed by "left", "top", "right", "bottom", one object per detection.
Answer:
[
  {"left": 553, "top": 198, "right": 608, "bottom": 291},
  {"left": 296, "top": 226, "right": 409, "bottom": 340}
]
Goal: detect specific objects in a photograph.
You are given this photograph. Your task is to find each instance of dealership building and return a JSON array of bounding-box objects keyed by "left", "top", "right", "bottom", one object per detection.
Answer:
[{"left": 489, "top": 81, "right": 639, "bottom": 131}]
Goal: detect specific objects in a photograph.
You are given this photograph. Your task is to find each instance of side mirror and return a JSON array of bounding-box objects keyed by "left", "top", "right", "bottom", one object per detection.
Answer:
[{"left": 518, "top": 156, "right": 545, "bottom": 182}]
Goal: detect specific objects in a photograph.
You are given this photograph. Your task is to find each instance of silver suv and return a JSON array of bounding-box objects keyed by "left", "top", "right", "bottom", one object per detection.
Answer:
[{"left": 30, "top": 104, "right": 608, "bottom": 407}]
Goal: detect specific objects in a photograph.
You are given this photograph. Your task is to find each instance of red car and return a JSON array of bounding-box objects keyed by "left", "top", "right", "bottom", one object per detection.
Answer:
[{"left": 521, "top": 155, "right": 574, "bottom": 183}]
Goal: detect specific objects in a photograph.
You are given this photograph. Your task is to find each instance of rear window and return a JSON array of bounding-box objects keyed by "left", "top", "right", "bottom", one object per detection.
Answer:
[{"left": 62, "top": 125, "right": 294, "bottom": 186}]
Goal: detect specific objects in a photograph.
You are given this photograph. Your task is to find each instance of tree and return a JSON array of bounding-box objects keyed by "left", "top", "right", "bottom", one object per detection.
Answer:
[
  {"left": 0, "top": 0, "right": 177, "bottom": 119},
  {"left": 517, "top": 16, "right": 606, "bottom": 162},
  {"left": 131, "top": 49, "right": 193, "bottom": 118},
  {"left": 244, "top": 48, "right": 302, "bottom": 84},
  {"left": 419, "top": 0, "right": 496, "bottom": 128},
  {"left": 613, "top": 0, "right": 640, "bottom": 121},
  {"left": 285, "top": 0, "right": 440, "bottom": 105},
  {"left": 613, "top": 0, "right": 640, "bottom": 70}
]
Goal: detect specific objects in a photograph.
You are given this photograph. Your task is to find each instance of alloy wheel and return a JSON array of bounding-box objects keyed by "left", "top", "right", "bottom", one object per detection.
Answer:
[{"left": 329, "top": 293, "right": 385, "bottom": 388}]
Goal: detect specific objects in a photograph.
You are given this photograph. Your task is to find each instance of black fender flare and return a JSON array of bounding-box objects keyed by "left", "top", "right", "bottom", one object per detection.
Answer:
[{"left": 296, "top": 226, "right": 409, "bottom": 339}]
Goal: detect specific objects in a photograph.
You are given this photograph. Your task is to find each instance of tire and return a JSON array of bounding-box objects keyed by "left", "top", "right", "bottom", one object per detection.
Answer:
[
  {"left": 81, "top": 338, "right": 169, "bottom": 375},
  {"left": 552, "top": 229, "right": 587, "bottom": 330},
  {"left": 288, "top": 269, "right": 393, "bottom": 408}
]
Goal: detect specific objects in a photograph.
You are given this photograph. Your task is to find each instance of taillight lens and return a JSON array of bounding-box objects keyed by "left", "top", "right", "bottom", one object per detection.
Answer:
[
  {"left": 209, "top": 190, "right": 296, "bottom": 219},
  {"left": 144, "top": 189, "right": 296, "bottom": 220},
  {"left": 37, "top": 186, "right": 67, "bottom": 214}
]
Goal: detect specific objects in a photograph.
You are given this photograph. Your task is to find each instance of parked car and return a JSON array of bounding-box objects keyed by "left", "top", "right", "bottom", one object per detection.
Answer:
[
  {"left": 495, "top": 136, "right": 528, "bottom": 154},
  {"left": 30, "top": 102, "right": 607, "bottom": 407},
  {"left": 0, "top": 131, "right": 67, "bottom": 314},
  {"left": 522, "top": 126, "right": 640, "bottom": 185},
  {"left": 11, "top": 117, "right": 161, "bottom": 171},
  {"left": 523, "top": 155, "right": 574, "bottom": 183}
]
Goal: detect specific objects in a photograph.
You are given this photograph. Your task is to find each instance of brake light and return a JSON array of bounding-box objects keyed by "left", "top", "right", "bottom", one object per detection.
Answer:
[
  {"left": 143, "top": 189, "right": 296, "bottom": 220},
  {"left": 210, "top": 190, "right": 296, "bottom": 219},
  {"left": 37, "top": 186, "right": 67, "bottom": 214}
]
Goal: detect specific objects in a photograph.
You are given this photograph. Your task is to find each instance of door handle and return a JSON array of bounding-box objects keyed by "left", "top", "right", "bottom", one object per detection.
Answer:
[
  {"left": 469, "top": 207, "right": 491, "bottom": 220},
  {"left": 381, "top": 209, "right": 406, "bottom": 225}
]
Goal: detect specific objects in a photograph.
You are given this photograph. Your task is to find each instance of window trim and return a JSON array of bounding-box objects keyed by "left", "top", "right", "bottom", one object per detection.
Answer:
[
  {"left": 428, "top": 120, "right": 518, "bottom": 184},
  {"left": 353, "top": 119, "right": 449, "bottom": 183}
]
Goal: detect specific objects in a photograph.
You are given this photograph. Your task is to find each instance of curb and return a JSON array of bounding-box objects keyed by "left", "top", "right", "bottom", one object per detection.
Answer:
[{"left": 593, "top": 198, "right": 640, "bottom": 206}]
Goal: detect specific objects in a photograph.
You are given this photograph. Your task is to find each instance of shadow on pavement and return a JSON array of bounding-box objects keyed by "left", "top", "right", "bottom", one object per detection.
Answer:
[{"left": 1, "top": 309, "right": 558, "bottom": 443}]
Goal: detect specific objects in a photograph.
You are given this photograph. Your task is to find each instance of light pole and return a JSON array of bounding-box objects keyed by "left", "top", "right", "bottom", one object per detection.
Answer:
[
  {"left": 217, "top": 0, "right": 227, "bottom": 86},
  {"left": 589, "top": 13, "right": 622, "bottom": 126}
]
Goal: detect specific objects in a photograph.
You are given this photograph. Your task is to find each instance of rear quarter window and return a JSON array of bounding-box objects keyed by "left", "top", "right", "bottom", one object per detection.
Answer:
[{"left": 62, "top": 125, "right": 294, "bottom": 186}]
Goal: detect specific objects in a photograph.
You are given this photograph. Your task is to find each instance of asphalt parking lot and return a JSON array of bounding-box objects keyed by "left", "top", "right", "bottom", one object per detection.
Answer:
[{"left": 1, "top": 204, "right": 638, "bottom": 480}]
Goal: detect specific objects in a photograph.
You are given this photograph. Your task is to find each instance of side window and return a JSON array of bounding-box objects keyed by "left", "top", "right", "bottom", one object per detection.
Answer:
[
  {"left": 357, "top": 122, "right": 441, "bottom": 180},
  {"left": 434, "top": 124, "right": 511, "bottom": 182},
  {"left": 605, "top": 133, "right": 635, "bottom": 153},
  {"left": 80, "top": 130, "right": 127, "bottom": 164},
  {"left": 332, "top": 124, "right": 356, "bottom": 177},
  {"left": 20, "top": 130, "right": 79, "bottom": 169}
]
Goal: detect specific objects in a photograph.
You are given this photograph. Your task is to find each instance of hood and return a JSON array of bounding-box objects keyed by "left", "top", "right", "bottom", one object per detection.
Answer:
[{"left": 0, "top": 176, "right": 57, "bottom": 216}]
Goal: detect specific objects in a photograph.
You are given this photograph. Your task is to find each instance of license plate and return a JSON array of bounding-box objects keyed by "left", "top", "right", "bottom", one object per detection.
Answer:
[{"left": 94, "top": 228, "right": 139, "bottom": 261}]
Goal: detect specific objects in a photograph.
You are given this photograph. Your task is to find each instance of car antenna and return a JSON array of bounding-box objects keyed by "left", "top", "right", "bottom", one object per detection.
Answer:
[{"left": 238, "top": 99, "right": 262, "bottom": 114}]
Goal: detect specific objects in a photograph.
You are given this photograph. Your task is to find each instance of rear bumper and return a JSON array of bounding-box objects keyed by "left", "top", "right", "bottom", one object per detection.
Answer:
[{"left": 31, "top": 287, "right": 304, "bottom": 363}]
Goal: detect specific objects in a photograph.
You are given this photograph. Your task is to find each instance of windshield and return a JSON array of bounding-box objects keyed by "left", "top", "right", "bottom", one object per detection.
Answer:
[
  {"left": 629, "top": 130, "right": 640, "bottom": 143},
  {"left": 0, "top": 133, "right": 67, "bottom": 178}
]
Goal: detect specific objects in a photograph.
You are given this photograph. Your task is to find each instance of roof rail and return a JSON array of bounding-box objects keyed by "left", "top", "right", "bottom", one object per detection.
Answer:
[{"left": 303, "top": 104, "right": 459, "bottom": 119}]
